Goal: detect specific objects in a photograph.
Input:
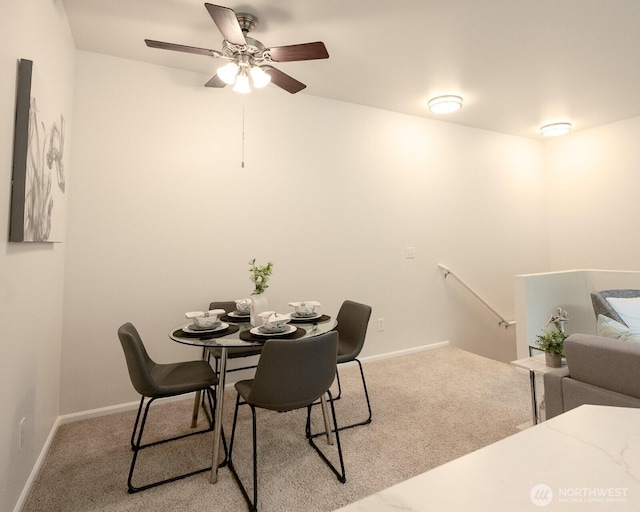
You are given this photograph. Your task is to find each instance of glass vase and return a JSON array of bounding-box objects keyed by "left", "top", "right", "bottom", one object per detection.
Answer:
[{"left": 250, "top": 293, "right": 269, "bottom": 327}]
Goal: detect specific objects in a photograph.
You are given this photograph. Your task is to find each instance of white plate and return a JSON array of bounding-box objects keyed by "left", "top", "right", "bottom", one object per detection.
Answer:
[
  {"left": 290, "top": 312, "right": 321, "bottom": 321},
  {"left": 183, "top": 322, "right": 229, "bottom": 334},
  {"left": 228, "top": 311, "right": 250, "bottom": 318},
  {"left": 250, "top": 324, "right": 296, "bottom": 337}
]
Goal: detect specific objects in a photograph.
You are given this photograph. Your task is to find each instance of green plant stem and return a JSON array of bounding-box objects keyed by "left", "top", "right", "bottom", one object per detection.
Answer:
[{"left": 249, "top": 259, "right": 273, "bottom": 295}]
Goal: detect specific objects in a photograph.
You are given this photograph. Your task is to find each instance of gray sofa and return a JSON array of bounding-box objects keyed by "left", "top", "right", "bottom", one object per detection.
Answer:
[{"left": 544, "top": 333, "right": 640, "bottom": 419}]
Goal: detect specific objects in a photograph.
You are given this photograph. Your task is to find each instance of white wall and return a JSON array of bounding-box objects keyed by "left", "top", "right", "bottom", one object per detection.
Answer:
[
  {"left": 0, "top": 1, "right": 75, "bottom": 511},
  {"left": 545, "top": 117, "right": 640, "bottom": 270},
  {"left": 59, "top": 51, "right": 548, "bottom": 414}
]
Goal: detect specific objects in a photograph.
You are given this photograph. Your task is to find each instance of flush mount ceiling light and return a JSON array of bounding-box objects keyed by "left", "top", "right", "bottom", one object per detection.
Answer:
[
  {"left": 428, "top": 95, "right": 463, "bottom": 114},
  {"left": 540, "top": 122, "right": 572, "bottom": 137}
]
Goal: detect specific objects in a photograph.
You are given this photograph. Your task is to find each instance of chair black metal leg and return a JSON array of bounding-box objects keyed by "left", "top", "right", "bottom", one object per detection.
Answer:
[
  {"left": 127, "top": 388, "right": 224, "bottom": 493},
  {"left": 307, "top": 390, "right": 346, "bottom": 483},
  {"left": 342, "top": 358, "right": 372, "bottom": 429},
  {"left": 228, "top": 394, "right": 258, "bottom": 512},
  {"left": 309, "top": 358, "right": 372, "bottom": 438},
  {"left": 333, "top": 359, "right": 372, "bottom": 431},
  {"left": 250, "top": 406, "right": 258, "bottom": 510},
  {"left": 205, "top": 385, "right": 229, "bottom": 465},
  {"left": 230, "top": 391, "right": 344, "bottom": 511},
  {"left": 213, "top": 356, "right": 258, "bottom": 376},
  {"left": 334, "top": 368, "right": 343, "bottom": 400},
  {"left": 130, "top": 396, "right": 145, "bottom": 450}
]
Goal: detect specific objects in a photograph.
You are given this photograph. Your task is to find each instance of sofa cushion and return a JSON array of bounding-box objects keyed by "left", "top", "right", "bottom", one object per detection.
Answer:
[
  {"left": 606, "top": 297, "right": 640, "bottom": 335},
  {"left": 596, "top": 315, "right": 640, "bottom": 343},
  {"left": 591, "top": 290, "right": 640, "bottom": 326},
  {"left": 563, "top": 334, "right": 640, "bottom": 400}
]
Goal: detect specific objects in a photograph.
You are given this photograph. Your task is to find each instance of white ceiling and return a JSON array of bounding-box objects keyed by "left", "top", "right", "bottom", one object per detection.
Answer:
[{"left": 61, "top": 0, "right": 640, "bottom": 139}]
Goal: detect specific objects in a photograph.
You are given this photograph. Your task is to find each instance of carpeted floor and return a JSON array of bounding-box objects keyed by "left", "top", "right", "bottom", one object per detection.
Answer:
[{"left": 22, "top": 346, "right": 530, "bottom": 512}]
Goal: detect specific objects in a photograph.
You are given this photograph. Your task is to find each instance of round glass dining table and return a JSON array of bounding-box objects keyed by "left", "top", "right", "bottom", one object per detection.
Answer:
[{"left": 169, "top": 314, "right": 337, "bottom": 483}]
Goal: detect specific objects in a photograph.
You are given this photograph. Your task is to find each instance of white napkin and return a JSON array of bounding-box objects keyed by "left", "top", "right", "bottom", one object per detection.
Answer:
[
  {"left": 258, "top": 311, "right": 291, "bottom": 324},
  {"left": 288, "top": 301, "right": 321, "bottom": 308},
  {"left": 235, "top": 298, "right": 252, "bottom": 308},
  {"left": 185, "top": 309, "right": 225, "bottom": 319}
]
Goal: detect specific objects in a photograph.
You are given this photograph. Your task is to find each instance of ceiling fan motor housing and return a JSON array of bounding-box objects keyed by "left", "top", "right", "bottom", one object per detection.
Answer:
[
  {"left": 223, "top": 36, "right": 270, "bottom": 66},
  {"left": 235, "top": 12, "right": 258, "bottom": 34}
]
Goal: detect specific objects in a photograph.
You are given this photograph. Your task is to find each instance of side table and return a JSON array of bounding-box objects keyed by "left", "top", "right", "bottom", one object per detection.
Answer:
[{"left": 511, "top": 354, "right": 566, "bottom": 425}]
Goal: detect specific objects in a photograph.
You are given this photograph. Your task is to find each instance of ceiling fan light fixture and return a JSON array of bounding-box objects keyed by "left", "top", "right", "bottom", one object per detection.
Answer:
[
  {"left": 233, "top": 69, "right": 251, "bottom": 94},
  {"left": 217, "top": 61, "right": 239, "bottom": 85},
  {"left": 145, "top": 4, "right": 329, "bottom": 94},
  {"left": 428, "top": 95, "right": 463, "bottom": 114},
  {"left": 250, "top": 65, "right": 271, "bottom": 88},
  {"left": 540, "top": 122, "right": 572, "bottom": 137}
]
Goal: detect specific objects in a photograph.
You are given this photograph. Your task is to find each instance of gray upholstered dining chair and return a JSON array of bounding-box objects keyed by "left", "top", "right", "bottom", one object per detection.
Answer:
[
  {"left": 333, "top": 300, "right": 373, "bottom": 430},
  {"left": 227, "top": 331, "right": 346, "bottom": 512},
  {"left": 206, "top": 300, "right": 262, "bottom": 375},
  {"left": 117, "top": 322, "right": 225, "bottom": 493}
]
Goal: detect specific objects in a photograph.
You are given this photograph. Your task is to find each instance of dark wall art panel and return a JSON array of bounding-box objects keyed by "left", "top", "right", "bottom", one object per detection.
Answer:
[{"left": 10, "top": 58, "right": 66, "bottom": 242}]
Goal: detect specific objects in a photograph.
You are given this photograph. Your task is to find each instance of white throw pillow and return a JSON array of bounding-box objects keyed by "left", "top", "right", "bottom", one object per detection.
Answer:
[
  {"left": 597, "top": 314, "right": 640, "bottom": 343},
  {"left": 605, "top": 297, "right": 640, "bottom": 336}
]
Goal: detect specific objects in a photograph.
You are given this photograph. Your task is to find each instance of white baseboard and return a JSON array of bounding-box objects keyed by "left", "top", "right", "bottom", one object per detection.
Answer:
[
  {"left": 14, "top": 340, "right": 448, "bottom": 511},
  {"left": 58, "top": 395, "right": 187, "bottom": 425},
  {"left": 360, "top": 340, "right": 449, "bottom": 364},
  {"left": 14, "top": 415, "right": 61, "bottom": 512}
]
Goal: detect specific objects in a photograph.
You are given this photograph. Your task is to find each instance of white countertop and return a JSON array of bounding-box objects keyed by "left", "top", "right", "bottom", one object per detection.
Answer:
[{"left": 334, "top": 405, "right": 640, "bottom": 511}]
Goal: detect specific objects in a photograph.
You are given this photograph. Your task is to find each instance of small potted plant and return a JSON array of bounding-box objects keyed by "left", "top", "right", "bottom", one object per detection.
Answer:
[{"left": 535, "top": 328, "right": 567, "bottom": 368}]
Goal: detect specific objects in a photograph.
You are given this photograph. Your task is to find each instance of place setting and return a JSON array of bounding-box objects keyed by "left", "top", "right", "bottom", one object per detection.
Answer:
[
  {"left": 240, "top": 311, "right": 306, "bottom": 342},
  {"left": 220, "top": 298, "right": 252, "bottom": 323},
  {"left": 287, "top": 301, "right": 331, "bottom": 324},
  {"left": 173, "top": 309, "right": 239, "bottom": 340}
]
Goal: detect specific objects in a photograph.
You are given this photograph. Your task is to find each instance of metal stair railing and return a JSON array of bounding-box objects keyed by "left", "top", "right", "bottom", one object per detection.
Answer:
[{"left": 438, "top": 264, "right": 515, "bottom": 329}]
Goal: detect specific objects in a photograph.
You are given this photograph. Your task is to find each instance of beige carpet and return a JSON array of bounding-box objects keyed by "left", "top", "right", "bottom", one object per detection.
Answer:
[{"left": 22, "top": 346, "right": 530, "bottom": 512}]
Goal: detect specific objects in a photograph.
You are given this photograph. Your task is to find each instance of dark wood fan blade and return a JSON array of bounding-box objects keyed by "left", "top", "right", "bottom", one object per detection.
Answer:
[
  {"left": 205, "top": 3, "right": 246, "bottom": 45},
  {"left": 267, "top": 42, "right": 329, "bottom": 62},
  {"left": 205, "top": 75, "right": 227, "bottom": 88},
  {"left": 263, "top": 66, "right": 306, "bottom": 94},
  {"left": 145, "top": 39, "right": 223, "bottom": 58}
]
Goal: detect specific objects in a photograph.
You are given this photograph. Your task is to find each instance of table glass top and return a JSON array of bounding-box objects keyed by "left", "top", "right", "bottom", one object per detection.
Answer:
[{"left": 169, "top": 316, "right": 337, "bottom": 348}]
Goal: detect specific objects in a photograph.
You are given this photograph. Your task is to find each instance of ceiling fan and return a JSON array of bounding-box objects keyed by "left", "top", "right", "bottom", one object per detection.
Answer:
[{"left": 145, "top": 3, "right": 329, "bottom": 94}]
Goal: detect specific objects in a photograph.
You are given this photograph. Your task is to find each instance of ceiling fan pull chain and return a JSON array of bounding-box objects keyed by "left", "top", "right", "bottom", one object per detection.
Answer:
[{"left": 241, "top": 97, "right": 245, "bottom": 168}]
